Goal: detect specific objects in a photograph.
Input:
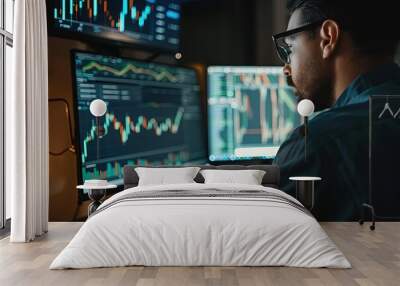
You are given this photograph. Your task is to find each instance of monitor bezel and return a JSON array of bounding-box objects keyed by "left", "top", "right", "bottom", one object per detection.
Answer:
[
  {"left": 70, "top": 49, "right": 209, "bottom": 191},
  {"left": 206, "top": 65, "right": 293, "bottom": 165},
  {"left": 47, "top": 0, "right": 182, "bottom": 53}
]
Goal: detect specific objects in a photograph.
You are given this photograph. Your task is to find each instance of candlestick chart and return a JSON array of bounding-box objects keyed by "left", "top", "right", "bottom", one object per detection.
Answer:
[
  {"left": 51, "top": 0, "right": 180, "bottom": 50},
  {"left": 73, "top": 52, "right": 206, "bottom": 183},
  {"left": 207, "top": 66, "right": 301, "bottom": 161}
]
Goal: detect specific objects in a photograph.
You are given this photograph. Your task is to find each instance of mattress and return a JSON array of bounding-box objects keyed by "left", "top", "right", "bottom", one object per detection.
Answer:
[{"left": 50, "top": 183, "right": 351, "bottom": 269}]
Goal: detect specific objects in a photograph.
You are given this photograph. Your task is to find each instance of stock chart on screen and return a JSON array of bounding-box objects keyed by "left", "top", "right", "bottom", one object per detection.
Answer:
[
  {"left": 73, "top": 52, "right": 206, "bottom": 185},
  {"left": 50, "top": 0, "right": 180, "bottom": 50},
  {"left": 207, "top": 66, "right": 301, "bottom": 162}
]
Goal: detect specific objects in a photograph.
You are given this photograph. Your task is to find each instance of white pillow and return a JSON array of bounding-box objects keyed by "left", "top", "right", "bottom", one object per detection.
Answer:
[
  {"left": 135, "top": 167, "right": 201, "bottom": 186},
  {"left": 200, "top": 169, "right": 266, "bottom": 185}
]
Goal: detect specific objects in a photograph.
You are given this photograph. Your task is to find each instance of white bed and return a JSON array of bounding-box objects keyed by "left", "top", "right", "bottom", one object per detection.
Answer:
[{"left": 50, "top": 183, "right": 351, "bottom": 269}]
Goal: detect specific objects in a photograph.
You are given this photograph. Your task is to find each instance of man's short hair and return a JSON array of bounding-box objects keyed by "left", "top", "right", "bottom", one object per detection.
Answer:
[{"left": 287, "top": 0, "right": 399, "bottom": 56}]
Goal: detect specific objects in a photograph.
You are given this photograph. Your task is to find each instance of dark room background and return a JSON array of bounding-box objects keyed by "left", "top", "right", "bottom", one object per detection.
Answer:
[{"left": 181, "top": 0, "right": 287, "bottom": 66}]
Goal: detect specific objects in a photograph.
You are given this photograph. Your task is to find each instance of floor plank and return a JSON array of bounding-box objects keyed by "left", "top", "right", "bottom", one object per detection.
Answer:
[{"left": 0, "top": 222, "right": 399, "bottom": 286}]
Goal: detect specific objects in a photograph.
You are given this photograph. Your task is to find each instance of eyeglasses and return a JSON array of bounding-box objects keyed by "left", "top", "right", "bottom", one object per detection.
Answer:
[{"left": 272, "top": 20, "right": 326, "bottom": 64}]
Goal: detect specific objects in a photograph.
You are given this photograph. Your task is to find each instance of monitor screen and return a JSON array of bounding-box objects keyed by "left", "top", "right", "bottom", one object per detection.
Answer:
[
  {"left": 49, "top": 0, "right": 180, "bottom": 51},
  {"left": 73, "top": 51, "right": 207, "bottom": 185},
  {"left": 207, "top": 66, "right": 301, "bottom": 162}
]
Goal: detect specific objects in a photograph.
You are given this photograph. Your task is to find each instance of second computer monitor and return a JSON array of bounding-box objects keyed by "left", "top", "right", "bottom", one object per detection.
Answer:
[{"left": 207, "top": 66, "right": 301, "bottom": 162}]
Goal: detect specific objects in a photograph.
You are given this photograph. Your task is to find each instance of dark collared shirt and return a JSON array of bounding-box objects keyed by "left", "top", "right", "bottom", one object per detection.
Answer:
[{"left": 273, "top": 63, "right": 400, "bottom": 221}]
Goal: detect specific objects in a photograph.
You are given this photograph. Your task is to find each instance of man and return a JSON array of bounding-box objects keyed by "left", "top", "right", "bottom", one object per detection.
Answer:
[{"left": 272, "top": 0, "right": 400, "bottom": 220}]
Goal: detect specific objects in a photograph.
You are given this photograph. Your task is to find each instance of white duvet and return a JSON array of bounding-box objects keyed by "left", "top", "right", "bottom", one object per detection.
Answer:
[{"left": 50, "top": 183, "right": 351, "bottom": 269}]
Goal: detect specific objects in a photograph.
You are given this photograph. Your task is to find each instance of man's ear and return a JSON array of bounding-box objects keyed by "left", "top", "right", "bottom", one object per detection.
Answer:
[{"left": 319, "top": 20, "right": 340, "bottom": 59}]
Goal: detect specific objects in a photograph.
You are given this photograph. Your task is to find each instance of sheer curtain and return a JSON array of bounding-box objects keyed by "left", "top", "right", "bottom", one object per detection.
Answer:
[{"left": 7, "top": 0, "right": 49, "bottom": 242}]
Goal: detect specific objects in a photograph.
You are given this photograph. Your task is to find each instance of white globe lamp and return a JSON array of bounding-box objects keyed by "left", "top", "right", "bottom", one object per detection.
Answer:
[
  {"left": 89, "top": 99, "right": 107, "bottom": 161},
  {"left": 297, "top": 99, "right": 315, "bottom": 162},
  {"left": 90, "top": 99, "right": 107, "bottom": 117},
  {"left": 297, "top": 99, "right": 314, "bottom": 117}
]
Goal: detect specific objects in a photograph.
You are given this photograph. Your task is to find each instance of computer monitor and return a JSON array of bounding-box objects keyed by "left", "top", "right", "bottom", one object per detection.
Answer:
[
  {"left": 207, "top": 66, "right": 301, "bottom": 162},
  {"left": 48, "top": 0, "right": 181, "bottom": 51},
  {"left": 72, "top": 51, "right": 207, "bottom": 185}
]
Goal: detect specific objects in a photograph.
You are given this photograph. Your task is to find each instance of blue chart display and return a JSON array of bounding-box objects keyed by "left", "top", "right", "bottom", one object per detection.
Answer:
[
  {"left": 207, "top": 66, "right": 301, "bottom": 161},
  {"left": 50, "top": 0, "right": 180, "bottom": 51},
  {"left": 73, "top": 52, "right": 206, "bottom": 184}
]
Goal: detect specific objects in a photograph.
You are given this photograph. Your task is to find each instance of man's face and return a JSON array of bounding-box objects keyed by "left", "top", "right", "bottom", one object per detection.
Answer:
[{"left": 283, "top": 10, "right": 333, "bottom": 111}]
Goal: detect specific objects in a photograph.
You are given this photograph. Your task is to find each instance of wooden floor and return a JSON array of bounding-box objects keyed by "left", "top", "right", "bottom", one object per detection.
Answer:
[{"left": 0, "top": 222, "right": 399, "bottom": 286}]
